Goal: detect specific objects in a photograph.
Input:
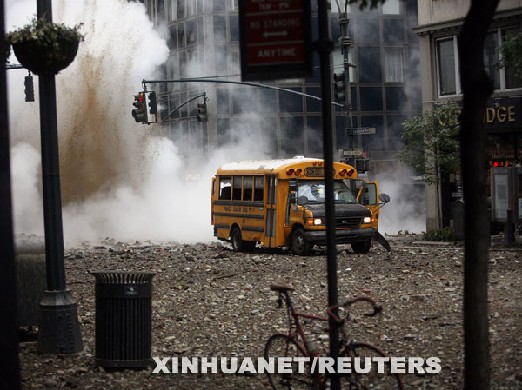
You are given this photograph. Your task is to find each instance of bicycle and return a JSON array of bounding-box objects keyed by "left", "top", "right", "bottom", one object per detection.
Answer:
[{"left": 264, "top": 283, "right": 405, "bottom": 389}]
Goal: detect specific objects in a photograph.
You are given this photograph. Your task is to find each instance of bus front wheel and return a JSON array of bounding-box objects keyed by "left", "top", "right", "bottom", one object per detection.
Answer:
[
  {"left": 291, "top": 228, "right": 313, "bottom": 256},
  {"left": 351, "top": 240, "right": 371, "bottom": 254}
]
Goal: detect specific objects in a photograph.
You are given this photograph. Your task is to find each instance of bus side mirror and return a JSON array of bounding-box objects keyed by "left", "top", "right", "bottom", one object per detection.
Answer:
[{"left": 379, "top": 193, "right": 390, "bottom": 203}]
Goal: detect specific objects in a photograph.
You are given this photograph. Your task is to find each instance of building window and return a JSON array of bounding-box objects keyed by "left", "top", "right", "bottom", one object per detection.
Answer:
[
  {"left": 229, "top": 0, "right": 238, "bottom": 11},
  {"left": 502, "top": 28, "right": 522, "bottom": 90},
  {"left": 384, "top": 47, "right": 404, "bottom": 82},
  {"left": 214, "top": 15, "right": 226, "bottom": 42},
  {"left": 177, "top": 0, "right": 185, "bottom": 19},
  {"left": 436, "top": 29, "right": 522, "bottom": 97},
  {"left": 168, "top": 0, "right": 177, "bottom": 21},
  {"left": 358, "top": 47, "right": 382, "bottom": 83},
  {"left": 484, "top": 31, "right": 500, "bottom": 90},
  {"left": 382, "top": 0, "right": 400, "bottom": 15},
  {"left": 436, "top": 37, "right": 459, "bottom": 96}
]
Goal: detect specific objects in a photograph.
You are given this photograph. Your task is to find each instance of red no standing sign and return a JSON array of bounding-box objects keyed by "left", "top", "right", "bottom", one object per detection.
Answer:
[{"left": 239, "top": 0, "right": 313, "bottom": 81}]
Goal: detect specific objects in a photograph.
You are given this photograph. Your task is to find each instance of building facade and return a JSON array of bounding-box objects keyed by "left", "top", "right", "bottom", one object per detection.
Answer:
[
  {"left": 144, "top": 0, "right": 421, "bottom": 176},
  {"left": 416, "top": 0, "right": 522, "bottom": 231}
]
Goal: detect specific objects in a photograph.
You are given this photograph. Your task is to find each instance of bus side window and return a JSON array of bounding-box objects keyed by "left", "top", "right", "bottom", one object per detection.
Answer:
[
  {"left": 232, "top": 176, "right": 242, "bottom": 200},
  {"left": 254, "top": 176, "right": 264, "bottom": 201},
  {"left": 243, "top": 176, "right": 253, "bottom": 201},
  {"left": 219, "top": 176, "right": 232, "bottom": 200}
]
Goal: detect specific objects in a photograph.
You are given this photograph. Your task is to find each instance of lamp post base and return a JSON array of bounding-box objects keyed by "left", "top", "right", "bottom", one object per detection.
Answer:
[{"left": 37, "top": 289, "right": 83, "bottom": 354}]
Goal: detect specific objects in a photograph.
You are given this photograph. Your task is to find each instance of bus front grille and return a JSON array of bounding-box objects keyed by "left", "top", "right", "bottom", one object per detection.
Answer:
[{"left": 335, "top": 217, "right": 361, "bottom": 228}]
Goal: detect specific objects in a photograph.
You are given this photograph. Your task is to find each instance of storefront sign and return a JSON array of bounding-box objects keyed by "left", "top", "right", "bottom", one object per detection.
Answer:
[{"left": 484, "top": 97, "right": 522, "bottom": 132}]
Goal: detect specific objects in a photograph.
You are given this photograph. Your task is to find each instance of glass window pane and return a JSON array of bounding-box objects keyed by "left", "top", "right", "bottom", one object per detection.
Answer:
[
  {"left": 361, "top": 116, "right": 385, "bottom": 151},
  {"left": 217, "top": 118, "right": 230, "bottom": 147},
  {"left": 230, "top": 15, "right": 239, "bottom": 41},
  {"left": 243, "top": 176, "right": 253, "bottom": 201},
  {"left": 360, "top": 87, "right": 383, "bottom": 111},
  {"left": 186, "top": 19, "right": 197, "bottom": 45},
  {"left": 384, "top": 47, "right": 404, "bottom": 82},
  {"left": 385, "top": 87, "right": 406, "bottom": 111},
  {"left": 232, "top": 176, "right": 242, "bottom": 200},
  {"left": 216, "top": 88, "right": 229, "bottom": 114},
  {"left": 383, "top": 19, "right": 404, "bottom": 44},
  {"left": 279, "top": 89, "right": 303, "bottom": 113},
  {"left": 484, "top": 31, "right": 500, "bottom": 90},
  {"left": 307, "top": 116, "right": 323, "bottom": 156},
  {"left": 356, "top": 18, "right": 380, "bottom": 45},
  {"left": 503, "top": 29, "right": 522, "bottom": 89},
  {"left": 281, "top": 117, "right": 304, "bottom": 156},
  {"left": 254, "top": 176, "right": 264, "bottom": 201},
  {"left": 437, "top": 38, "right": 456, "bottom": 95},
  {"left": 177, "top": 0, "right": 185, "bottom": 19},
  {"left": 383, "top": 0, "right": 400, "bottom": 15},
  {"left": 358, "top": 47, "right": 382, "bottom": 83},
  {"left": 214, "top": 15, "right": 226, "bottom": 42}
]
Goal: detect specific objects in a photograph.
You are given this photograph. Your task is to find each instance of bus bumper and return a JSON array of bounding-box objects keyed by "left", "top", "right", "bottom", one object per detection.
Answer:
[{"left": 304, "top": 228, "right": 375, "bottom": 245}]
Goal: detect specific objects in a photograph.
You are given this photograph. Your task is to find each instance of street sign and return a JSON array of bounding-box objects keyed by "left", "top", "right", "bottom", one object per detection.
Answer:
[
  {"left": 351, "top": 127, "right": 376, "bottom": 135},
  {"left": 342, "top": 149, "right": 365, "bottom": 157},
  {"left": 239, "top": 0, "right": 312, "bottom": 81}
]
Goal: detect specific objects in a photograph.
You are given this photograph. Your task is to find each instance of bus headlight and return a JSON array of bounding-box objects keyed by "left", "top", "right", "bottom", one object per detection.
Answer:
[
  {"left": 313, "top": 218, "right": 323, "bottom": 226},
  {"left": 363, "top": 216, "right": 372, "bottom": 224}
]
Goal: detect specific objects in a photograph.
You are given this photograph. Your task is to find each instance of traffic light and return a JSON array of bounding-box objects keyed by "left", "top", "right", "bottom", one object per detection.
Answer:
[
  {"left": 148, "top": 91, "right": 157, "bottom": 116},
  {"left": 24, "top": 75, "right": 34, "bottom": 102},
  {"left": 197, "top": 101, "right": 207, "bottom": 122},
  {"left": 333, "top": 72, "right": 345, "bottom": 103},
  {"left": 132, "top": 92, "right": 148, "bottom": 124}
]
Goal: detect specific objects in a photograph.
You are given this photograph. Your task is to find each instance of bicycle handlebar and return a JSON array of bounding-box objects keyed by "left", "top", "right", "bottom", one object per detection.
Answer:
[{"left": 327, "top": 296, "right": 383, "bottom": 323}]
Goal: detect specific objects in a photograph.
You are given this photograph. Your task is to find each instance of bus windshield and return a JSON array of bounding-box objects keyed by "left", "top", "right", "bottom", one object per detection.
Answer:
[{"left": 297, "top": 180, "right": 357, "bottom": 204}]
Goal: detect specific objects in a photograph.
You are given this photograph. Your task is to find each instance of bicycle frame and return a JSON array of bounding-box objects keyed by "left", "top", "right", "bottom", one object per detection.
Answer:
[{"left": 278, "top": 289, "right": 330, "bottom": 356}]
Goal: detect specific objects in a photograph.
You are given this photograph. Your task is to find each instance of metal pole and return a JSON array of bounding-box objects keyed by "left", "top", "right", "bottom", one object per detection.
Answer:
[
  {"left": 36, "top": 0, "right": 83, "bottom": 354},
  {"left": 317, "top": 2, "right": 340, "bottom": 390},
  {"left": 0, "top": 0, "right": 21, "bottom": 386},
  {"left": 338, "top": 6, "right": 354, "bottom": 151}
]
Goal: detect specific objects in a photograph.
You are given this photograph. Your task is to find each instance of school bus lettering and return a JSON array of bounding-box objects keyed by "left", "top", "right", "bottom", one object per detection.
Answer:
[{"left": 211, "top": 156, "right": 389, "bottom": 255}]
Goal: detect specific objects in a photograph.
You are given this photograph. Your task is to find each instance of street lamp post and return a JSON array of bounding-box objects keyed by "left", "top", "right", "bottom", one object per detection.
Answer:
[{"left": 36, "top": 0, "right": 83, "bottom": 354}]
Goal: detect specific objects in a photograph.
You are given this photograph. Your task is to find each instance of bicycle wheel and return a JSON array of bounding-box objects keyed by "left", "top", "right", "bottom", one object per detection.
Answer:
[
  {"left": 264, "top": 334, "right": 315, "bottom": 390},
  {"left": 341, "top": 342, "right": 404, "bottom": 390}
]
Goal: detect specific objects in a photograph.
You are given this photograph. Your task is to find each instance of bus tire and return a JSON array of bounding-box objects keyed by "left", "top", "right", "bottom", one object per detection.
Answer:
[
  {"left": 351, "top": 240, "right": 371, "bottom": 254},
  {"left": 291, "top": 228, "right": 313, "bottom": 256},
  {"left": 230, "top": 227, "right": 256, "bottom": 252}
]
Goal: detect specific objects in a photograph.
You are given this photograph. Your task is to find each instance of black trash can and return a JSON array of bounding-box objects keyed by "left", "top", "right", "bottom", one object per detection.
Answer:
[{"left": 91, "top": 271, "right": 154, "bottom": 369}]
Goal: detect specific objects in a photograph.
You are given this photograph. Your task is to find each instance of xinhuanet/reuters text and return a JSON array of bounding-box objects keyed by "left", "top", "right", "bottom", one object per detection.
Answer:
[{"left": 152, "top": 356, "right": 442, "bottom": 374}]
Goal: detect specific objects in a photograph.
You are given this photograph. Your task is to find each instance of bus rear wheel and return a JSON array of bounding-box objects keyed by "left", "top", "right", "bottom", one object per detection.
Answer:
[
  {"left": 351, "top": 240, "right": 371, "bottom": 254},
  {"left": 291, "top": 228, "right": 313, "bottom": 256},
  {"left": 231, "top": 227, "right": 256, "bottom": 252}
]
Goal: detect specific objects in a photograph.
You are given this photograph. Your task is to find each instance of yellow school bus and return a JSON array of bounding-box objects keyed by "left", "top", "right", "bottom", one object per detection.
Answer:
[{"left": 211, "top": 156, "right": 387, "bottom": 255}]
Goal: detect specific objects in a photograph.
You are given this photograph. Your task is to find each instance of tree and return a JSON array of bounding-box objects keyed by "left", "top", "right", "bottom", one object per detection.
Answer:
[
  {"left": 399, "top": 102, "right": 460, "bottom": 184},
  {"left": 459, "top": 1, "right": 500, "bottom": 390},
  {"left": 499, "top": 31, "right": 522, "bottom": 79}
]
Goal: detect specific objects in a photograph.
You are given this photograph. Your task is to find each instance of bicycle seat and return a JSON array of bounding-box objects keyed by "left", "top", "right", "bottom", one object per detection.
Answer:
[{"left": 270, "top": 283, "right": 295, "bottom": 293}]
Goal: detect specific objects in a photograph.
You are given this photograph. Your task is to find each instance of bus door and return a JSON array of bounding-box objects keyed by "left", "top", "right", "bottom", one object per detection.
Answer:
[
  {"left": 356, "top": 181, "right": 380, "bottom": 230},
  {"left": 265, "top": 175, "right": 277, "bottom": 248}
]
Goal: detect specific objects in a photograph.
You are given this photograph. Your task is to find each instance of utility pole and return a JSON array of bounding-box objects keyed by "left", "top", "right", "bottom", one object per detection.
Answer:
[{"left": 36, "top": 0, "right": 83, "bottom": 354}]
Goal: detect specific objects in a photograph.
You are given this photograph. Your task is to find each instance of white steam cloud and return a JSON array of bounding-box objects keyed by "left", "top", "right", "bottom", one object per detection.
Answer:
[{"left": 7, "top": 0, "right": 264, "bottom": 246}]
